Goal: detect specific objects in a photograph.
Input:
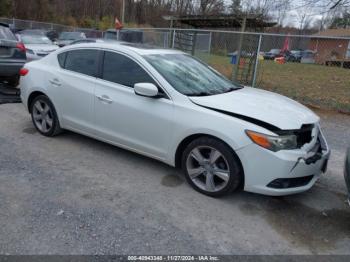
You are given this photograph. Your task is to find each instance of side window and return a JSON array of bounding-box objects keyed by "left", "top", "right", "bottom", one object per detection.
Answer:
[
  {"left": 102, "top": 51, "right": 156, "bottom": 88},
  {"left": 64, "top": 49, "right": 99, "bottom": 77},
  {"left": 57, "top": 52, "right": 67, "bottom": 68}
]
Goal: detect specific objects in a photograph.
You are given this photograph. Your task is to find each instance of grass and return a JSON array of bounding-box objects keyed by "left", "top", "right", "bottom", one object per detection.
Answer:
[{"left": 196, "top": 53, "right": 350, "bottom": 113}]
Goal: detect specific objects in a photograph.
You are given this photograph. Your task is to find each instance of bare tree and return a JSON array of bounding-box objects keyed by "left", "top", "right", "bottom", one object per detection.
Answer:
[
  {"left": 230, "top": 0, "right": 242, "bottom": 14},
  {"left": 272, "top": 0, "right": 291, "bottom": 26},
  {"left": 196, "top": 0, "right": 226, "bottom": 15}
]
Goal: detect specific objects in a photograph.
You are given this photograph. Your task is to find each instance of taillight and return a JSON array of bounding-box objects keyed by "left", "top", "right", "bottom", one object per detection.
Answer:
[
  {"left": 19, "top": 68, "right": 29, "bottom": 76},
  {"left": 16, "top": 42, "right": 26, "bottom": 52}
]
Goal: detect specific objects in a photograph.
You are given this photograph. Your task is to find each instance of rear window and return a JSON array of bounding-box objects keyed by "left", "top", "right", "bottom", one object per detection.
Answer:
[
  {"left": 0, "top": 26, "right": 16, "bottom": 40},
  {"left": 62, "top": 49, "right": 99, "bottom": 77},
  {"left": 59, "top": 32, "right": 86, "bottom": 40},
  {"left": 104, "top": 31, "right": 117, "bottom": 40}
]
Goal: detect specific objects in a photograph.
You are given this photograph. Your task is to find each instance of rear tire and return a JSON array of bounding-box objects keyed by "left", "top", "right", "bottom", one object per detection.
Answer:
[
  {"left": 30, "top": 95, "right": 62, "bottom": 137},
  {"left": 181, "top": 136, "right": 243, "bottom": 197}
]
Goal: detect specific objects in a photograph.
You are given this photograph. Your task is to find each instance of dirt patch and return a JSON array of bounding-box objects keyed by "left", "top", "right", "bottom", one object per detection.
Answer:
[
  {"left": 22, "top": 127, "right": 37, "bottom": 134},
  {"left": 161, "top": 174, "right": 184, "bottom": 188}
]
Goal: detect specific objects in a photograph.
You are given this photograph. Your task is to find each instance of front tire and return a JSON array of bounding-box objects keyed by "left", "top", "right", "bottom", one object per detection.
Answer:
[
  {"left": 30, "top": 95, "right": 62, "bottom": 137},
  {"left": 181, "top": 136, "right": 243, "bottom": 197}
]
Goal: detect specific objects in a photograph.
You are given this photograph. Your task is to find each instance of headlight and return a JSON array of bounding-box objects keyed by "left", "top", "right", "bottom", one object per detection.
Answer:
[
  {"left": 26, "top": 49, "right": 35, "bottom": 54},
  {"left": 246, "top": 130, "right": 297, "bottom": 152}
]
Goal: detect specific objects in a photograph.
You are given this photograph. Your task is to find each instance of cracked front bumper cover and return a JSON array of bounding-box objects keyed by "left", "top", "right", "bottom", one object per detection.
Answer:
[{"left": 237, "top": 126, "right": 330, "bottom": 196}]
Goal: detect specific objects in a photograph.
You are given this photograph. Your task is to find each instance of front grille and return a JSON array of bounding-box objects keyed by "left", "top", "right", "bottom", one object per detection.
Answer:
[{"left": 267, "top": 175, "right": 314, "bottom": 189}]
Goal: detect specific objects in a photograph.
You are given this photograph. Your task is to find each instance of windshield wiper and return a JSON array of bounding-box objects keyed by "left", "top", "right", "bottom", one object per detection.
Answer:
[
  {"left": 189, "top": 91, "right": 213, "bottom": 97},
  {"left": 222, "top": 86, "right": 243, "bottom": 94},
  {"left": 187, "top": 86, "right": 243, "bottom": 97}
]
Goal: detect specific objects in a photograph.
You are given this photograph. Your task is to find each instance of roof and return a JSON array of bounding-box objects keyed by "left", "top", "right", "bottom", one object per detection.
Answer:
[
  {"left": 163, "top": 15, "right": 276, "bottom": 29},
  {"left": 312, "top": 28, "right": 350, "bottom": 38},
  {"left": 60, "top": 42, "right": 184, "bottom": 56}
]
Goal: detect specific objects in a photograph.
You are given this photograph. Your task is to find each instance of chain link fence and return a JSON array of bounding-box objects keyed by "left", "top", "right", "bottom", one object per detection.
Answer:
[
  {"left": 0, "top": 17, "right": 103, "bottom": 38},
  {"left": 124, "top": 28, "right": 350, "bottom": 112},
  {"left": 0, "top": 17, "right": 349, "bottom": 112}
]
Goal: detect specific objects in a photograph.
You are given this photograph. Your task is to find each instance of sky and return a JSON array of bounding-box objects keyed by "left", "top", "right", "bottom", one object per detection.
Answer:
[
  {"left": 286, "top": 0, "right": 325, "bottom": 27},
  {"left": 221, "top": 0, "right": 339, "bottom": 27}
]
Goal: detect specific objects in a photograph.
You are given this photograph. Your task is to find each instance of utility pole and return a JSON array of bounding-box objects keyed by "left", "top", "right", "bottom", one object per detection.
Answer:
[{"left": 121, "top": 0, "right": 125, "bottom": 24}]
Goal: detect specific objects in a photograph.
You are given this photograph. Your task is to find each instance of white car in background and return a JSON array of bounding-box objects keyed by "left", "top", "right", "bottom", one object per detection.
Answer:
[
  {"left": 18, "top": 34, "right": 59, "bottom": 61},
  {"left": 19, "top": 43, "right": 330, "bottom": 197}
]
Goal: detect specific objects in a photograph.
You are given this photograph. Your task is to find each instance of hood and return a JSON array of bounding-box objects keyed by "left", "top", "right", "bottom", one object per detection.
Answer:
[
  {"left": 189, "top": 87, "right": 319, "bottom": 130},
  {"left": 25, "top": 44, "right": 59, "bottom": 52}
]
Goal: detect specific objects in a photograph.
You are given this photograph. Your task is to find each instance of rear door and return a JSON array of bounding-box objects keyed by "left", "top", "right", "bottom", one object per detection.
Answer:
[{"left": 52, "top": 49, "right": 100, "bottom": 134}]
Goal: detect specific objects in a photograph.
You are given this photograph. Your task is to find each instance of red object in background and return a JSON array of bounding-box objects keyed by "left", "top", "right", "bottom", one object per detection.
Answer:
[
  {"left": 115, "top": 18, "right": 123, "bottom": 30},
  {"left": 282, "top": 35, "right": 290, "bottom": 53},
  {"left": 275, "top": 56, "right": 286, "bottom": 64},
  {"left": 19, "top": 68, "right": 29, "bottom": 76}
]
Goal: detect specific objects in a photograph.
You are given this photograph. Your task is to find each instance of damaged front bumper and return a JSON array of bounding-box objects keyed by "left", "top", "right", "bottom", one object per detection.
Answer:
[{"left": 237, "top": 125, "right": 331, "bottom": 196}]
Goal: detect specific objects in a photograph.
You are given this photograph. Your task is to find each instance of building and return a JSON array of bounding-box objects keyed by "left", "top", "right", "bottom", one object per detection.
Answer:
[
  {"left": 163, "top": 14, "right": 276, "bottom": 31},
  {"left": 310, "top": 28, "right": 350, "bottom": 66}
]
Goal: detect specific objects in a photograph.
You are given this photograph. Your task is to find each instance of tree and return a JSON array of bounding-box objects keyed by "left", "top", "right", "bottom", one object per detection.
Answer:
[
  {"left": 330, "top": 10, "right": 350, "bottom": 28},
  {"left": 0, "top": 0, "right": 11, "bottom": 17},
  {"left": 272, "top": 0, "right": 291, "bottom": 26},
  {"left": 230, "top": 0, "right": 242, "bottom": 14},
  {"left": 196, "top": 0, "right": 226, "bottom": 15}
]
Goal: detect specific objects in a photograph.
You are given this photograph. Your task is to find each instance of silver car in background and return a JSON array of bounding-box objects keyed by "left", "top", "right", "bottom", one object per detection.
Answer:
[{"left": 17, "top": 34, "right": 59, "bottom": 61}]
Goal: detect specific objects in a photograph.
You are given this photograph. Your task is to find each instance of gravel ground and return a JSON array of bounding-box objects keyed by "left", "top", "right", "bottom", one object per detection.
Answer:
[{"left": 0, "top": 103, "right": 349, "bottom": 255}]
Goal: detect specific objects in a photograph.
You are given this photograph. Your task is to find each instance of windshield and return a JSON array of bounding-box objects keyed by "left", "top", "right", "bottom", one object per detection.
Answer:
[
  {"left": 144, "top": 54, "right": 242, "bottom": 96},
  {"left": 59, "top": 32, "right": 86, "bottom": 40},
  {"left": 21, "top": 35, "right": 52, "bottom": 44}
]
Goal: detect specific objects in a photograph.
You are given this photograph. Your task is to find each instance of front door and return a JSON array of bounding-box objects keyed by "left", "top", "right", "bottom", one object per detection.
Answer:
[{"left": 94, "top": 51, "right": 174, "bottom": 160}]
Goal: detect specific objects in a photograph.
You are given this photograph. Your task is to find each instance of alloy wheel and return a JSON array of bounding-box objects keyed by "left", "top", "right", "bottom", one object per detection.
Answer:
[
  {"left": 186, "top": 146, "right": 230, "bottom": 193},
  {"left": 32, "top": 100, "right": 53, "bottom": 133}
]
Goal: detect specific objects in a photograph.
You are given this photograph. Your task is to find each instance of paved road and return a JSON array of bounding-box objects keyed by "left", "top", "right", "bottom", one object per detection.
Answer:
[{"left": 0, "top": 104, "right": 349, "bottom": 255}]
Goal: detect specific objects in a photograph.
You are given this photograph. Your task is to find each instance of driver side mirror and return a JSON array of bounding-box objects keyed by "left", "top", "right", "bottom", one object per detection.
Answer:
[{"left": 134, "top": 83, "right": 159, "bottom": 98}]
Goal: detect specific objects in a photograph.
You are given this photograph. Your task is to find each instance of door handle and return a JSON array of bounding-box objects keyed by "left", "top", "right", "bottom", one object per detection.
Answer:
[
  {"left": 49, "top": 79, "right": 61, "bottom": 86},
  {"left": 96, "top": 95, "right": 113, "bottom": 104}
]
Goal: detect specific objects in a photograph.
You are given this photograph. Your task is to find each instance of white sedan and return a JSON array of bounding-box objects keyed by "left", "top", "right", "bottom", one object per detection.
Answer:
[{"left": 19, "top": 43, "right": 330, "bottom": 197}]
